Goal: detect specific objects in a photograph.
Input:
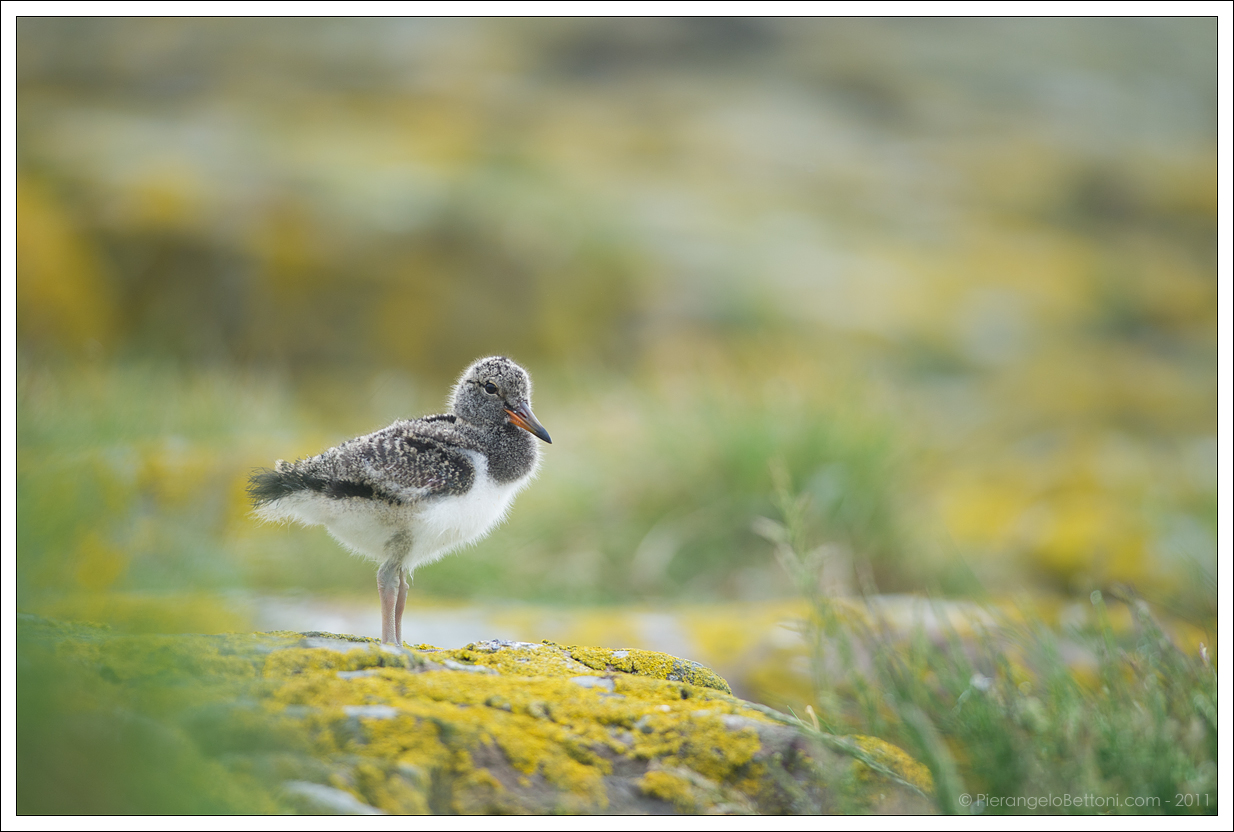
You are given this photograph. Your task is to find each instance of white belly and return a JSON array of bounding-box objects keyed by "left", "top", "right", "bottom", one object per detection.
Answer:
[
  {"left": 405, "top": 450, "right": 529, "bottom": 568},
  {"left": 256, "top": 449, "right": 534, "bottom": 571}
]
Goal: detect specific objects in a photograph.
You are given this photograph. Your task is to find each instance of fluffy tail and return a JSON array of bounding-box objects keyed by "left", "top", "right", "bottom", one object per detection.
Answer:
[
  {"left": 248, "top": 460, "right": 382, "bottom": 506},
  {"left": 247, "top": 461, "right": 304, "bottom": 506}
]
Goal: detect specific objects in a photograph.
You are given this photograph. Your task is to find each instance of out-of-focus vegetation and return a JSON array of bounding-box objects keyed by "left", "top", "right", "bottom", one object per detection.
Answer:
[
  {"left": 762, "top": 474, "right": 1217, "bottom": 814},
  {"left": 17, "top": 616, "right": 280, "bottom": 814},
  {"left": 18, "top": 19, "right": 1215, "bottom": 629}
]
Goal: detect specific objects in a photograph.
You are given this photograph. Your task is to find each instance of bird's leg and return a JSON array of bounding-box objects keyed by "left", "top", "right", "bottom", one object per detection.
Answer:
[
  {"left": 394, "top": 571, "right": 409, "bottom": 647},
  {"left": 377, "top": 558, "right": 403, "bottom": 645}
]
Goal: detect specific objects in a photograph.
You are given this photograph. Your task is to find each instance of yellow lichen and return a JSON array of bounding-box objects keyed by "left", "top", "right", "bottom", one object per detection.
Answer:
[
  {"left": 565, "top": 646, "right": 733, "bottom": 693},
  {"left": 263, "top": 643, "right": 414, "bottom": 678},
  {"left": 21, "top": 616, "right": 933, "bottom": 815},
  {"left": 639, "top": 769, "right": 700, "bottom": 812},
  {"left": 380, "top": 767, "right": 433, "bottom": 814},
  {"left": 848, "top": 734, "right": 935, "bottom": 794},
  {"left": 669, "top": 715, "right": 762, "bottom": 783},
  {"left": 453, "top": 763, "right": 507, "bottom": 814},
  {"left": 258, "top": 641, "right": 773, "bottom": 813}
]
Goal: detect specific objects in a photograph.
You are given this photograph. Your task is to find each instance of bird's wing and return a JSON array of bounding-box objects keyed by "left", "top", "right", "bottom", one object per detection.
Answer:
[{"left": 330, "top": 421, "right": 478, "bottom": 504}]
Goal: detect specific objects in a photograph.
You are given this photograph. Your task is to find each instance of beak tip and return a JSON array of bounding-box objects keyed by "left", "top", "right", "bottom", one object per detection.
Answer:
[{"left": 506, "top": 405, "right": 552, "bottom": 445}]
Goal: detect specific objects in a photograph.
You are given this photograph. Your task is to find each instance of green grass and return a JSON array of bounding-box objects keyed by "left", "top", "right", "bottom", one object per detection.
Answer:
[{"left": 764, "top": 474, "right": 1218, "bottom": 815}]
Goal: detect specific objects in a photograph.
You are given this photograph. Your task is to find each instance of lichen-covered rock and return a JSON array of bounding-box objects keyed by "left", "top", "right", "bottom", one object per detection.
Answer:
[{"left": 17, "top": 615, "right": 933, "bottom": 814}]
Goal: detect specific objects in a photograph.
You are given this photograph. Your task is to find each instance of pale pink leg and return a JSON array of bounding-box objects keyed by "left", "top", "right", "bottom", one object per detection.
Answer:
[
  {"left": 394, "top": 571, "right": 409, "bottom": 647},
  {"left": 377, "top": 559, "right": 402, "bottom": 645}
]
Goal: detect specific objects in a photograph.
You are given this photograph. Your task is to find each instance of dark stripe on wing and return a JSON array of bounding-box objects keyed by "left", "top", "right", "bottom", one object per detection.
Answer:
[{"left": 247, "top": 467, "right": 401, "bottom": 505}]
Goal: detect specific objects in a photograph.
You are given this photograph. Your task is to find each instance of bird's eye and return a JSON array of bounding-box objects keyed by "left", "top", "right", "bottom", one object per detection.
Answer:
[{"left": 483, "top": 382, "right": 498, "bottom": 395}]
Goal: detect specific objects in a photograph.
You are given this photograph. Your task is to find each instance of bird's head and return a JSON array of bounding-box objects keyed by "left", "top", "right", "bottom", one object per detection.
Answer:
[{"left": 452, "top": 356, "right": 552, "bottom": 444}]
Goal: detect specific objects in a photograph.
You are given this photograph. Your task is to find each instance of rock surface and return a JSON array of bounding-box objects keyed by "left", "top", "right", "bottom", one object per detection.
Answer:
[{"left": 17, "top": 614, "right": 933, "bottom": 814}]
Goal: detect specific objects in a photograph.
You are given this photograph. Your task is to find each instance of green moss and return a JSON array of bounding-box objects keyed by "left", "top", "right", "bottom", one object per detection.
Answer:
[{"left": 17, "top": 616, "right": 284, "bottom": 814}]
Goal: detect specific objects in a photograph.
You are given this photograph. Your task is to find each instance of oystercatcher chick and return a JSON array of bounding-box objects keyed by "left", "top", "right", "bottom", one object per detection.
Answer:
[{"left": 248, "top": 356, "right": 551, "bottom": 645}]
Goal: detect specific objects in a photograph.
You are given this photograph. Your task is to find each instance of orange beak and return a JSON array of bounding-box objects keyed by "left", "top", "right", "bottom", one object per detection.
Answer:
[{"left": 505, "top": 402, "right": 552, "bottom": 444}]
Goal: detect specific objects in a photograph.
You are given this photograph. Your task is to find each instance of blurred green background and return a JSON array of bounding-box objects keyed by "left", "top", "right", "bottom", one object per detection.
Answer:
[{"left": 17, "top": 18, "right": 1216, "bottom": 635}]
